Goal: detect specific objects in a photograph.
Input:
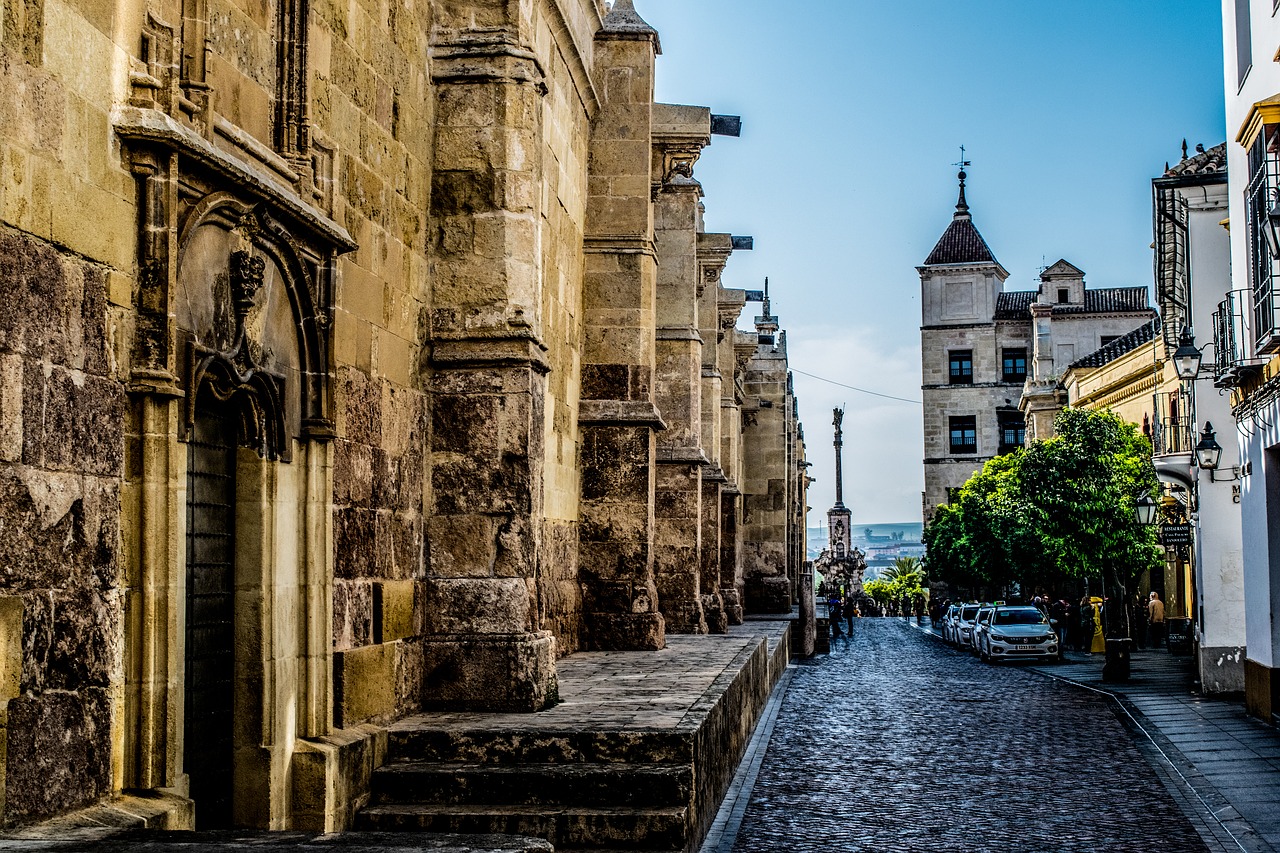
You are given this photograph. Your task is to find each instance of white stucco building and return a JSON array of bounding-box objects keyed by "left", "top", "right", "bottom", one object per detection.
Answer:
[{"left": 1219, "top": 0, "right": 1280, "bottom": 720}]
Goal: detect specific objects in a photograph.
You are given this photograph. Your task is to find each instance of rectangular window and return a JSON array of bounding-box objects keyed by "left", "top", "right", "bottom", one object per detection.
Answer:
[
  {"left": 1247, "top": 133, "right": 1280, "bottom": 351},
  {"left": 948, "top": 350, "right": 973, "bottom": 384},
  {"left": 949, "top": 415, "right": 977, "bottom": 455},
  {"left": 1057, "top": 288, "right": 1069, "bottom": 304},
  {"left": 1001, "top": 348, "right": 1027, "bottom": 383},
  {"left": 1237, "top": 0, "right": 1253, "bottom": 88},
  {"left": 998, "top": 412, "right": 1026, "bottom": 454}
]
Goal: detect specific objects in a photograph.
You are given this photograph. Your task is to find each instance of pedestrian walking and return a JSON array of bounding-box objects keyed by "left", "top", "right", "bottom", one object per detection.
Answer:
[
  {"left": 830, "top": 596, "right": 844, "bottom": 638},
  {"left": 1147, "top": 592, "right": 1166, "bottom": 650},
  {"left": 845, "top": 591, "right": 856, "bottom": 635}
]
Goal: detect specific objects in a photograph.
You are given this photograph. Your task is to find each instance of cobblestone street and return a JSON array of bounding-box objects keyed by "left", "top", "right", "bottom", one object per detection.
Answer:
[{"left": 727, "top": 620, "right": 1209, "bottom": 853}]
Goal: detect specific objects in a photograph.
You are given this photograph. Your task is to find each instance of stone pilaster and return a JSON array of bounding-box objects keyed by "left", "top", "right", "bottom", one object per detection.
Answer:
[
  {"left": 741, "top": 315, "right": 793, "bottom": 614},
  {"left": 421, "top": 6, "right": 558, "bottom": 711},
  {"left": 719, "top": 488, "right": 743, "bottom": 624},
  {"left": 578, "top": 0, "right": 665, "bottom": 651},
  {"left": 694, "top": 234, "right": 732, "bottom": 633},
  {"left": 652, "top": 104, "right": 712, "bottom": 635}
]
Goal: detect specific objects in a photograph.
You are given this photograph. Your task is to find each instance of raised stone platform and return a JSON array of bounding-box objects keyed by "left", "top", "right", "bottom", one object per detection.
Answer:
[
  {"left": 358, "top": 621, "right": 791, "bottom": 852},
  {"left": 0, "top": 831, "right": 552, "bottom": 852}
]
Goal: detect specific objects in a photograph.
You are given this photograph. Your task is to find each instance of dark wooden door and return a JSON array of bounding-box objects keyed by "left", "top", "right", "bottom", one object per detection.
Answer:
[{"left": 184, "top": 406, "right": 237, "bottom": 828}]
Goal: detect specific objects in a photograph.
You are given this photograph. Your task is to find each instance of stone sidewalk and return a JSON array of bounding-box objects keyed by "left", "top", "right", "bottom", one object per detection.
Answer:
[
  {"left": 914, "top": 616, "right": 1280, "bottom": 852},
  {"left": 1028, "top": 650, "right": 1280, "bottom": 853}
]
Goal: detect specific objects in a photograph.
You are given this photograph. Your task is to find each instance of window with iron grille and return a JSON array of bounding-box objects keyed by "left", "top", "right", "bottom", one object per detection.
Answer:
[
  {"left": 1001, "top": 348, "right": 1027, "bottom": 383},
  {"left": 948, "top": 350, "right": 973, "bottom": 384},
  {"left": 1246, "top": 134, "right": 1280, "bottom": 352},
  {"left": 949, "top": 415, "right": 977, "bottom": 455},
  {"left": 997, "top": 411, "right": 1025, "bottom": 454}
]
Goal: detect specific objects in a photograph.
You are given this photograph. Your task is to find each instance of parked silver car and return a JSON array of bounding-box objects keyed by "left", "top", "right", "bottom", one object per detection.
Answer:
[
  {"left": 940, "top": 604, "right": 960, "bottom": 643},
  {"left": 968, "top": 604, "right": 995, "bottom": 654},
  {"left": 953, "top": 603, "right": 981, "bottom": 649},
  {"left": 976, "top": 605, "right": 1059, "bottom": 662}
]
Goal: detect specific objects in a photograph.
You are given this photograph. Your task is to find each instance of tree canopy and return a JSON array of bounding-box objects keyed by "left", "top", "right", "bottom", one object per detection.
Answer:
[{"left": 924, "top": 407, "right": 1161, "bottom": 598}]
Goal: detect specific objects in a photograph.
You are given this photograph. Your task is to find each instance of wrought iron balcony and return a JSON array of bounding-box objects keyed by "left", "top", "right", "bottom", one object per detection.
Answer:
[
  {"left": 1211, "top": 289, "right": 1266, "bottom": 388},
  {"left": 1149, "top": 390, "right": 1195, "bottom": 456}
]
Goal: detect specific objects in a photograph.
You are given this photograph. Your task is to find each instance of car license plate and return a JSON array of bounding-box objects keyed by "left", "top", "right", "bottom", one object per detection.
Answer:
[{"left": 1016, "top": 644, "right": 1037, "bottom": 650}]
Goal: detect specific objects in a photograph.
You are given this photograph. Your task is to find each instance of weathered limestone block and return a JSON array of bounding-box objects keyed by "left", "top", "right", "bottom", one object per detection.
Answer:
[
  {"left": 719, "top": 501, "right": 744, "bottom": 625},
  {"left": 334, "top": 642, "right": 397, "bottom": 727},
  {"left": 0, "top": 227, "right": 111, "bottom": 375},
  {"left": 5, "top": 688, "right": 112, "bottom": 823},
  {"left": 291, "top": 724, "right": 387, "bottom": 832},
  {"left": 699, "top": 479, "right": 726, "bottom": 634},
  {"left": 420, "top": 632, "right": 558, "bottom": 712},
  {"left": 538, "top": 519, "right": 582, "bottom": 657},
  {"left": 653, "top": 463, "right": 705, "bottom": 635},
  {"left": 579, "top": 424, "right": 664, "bottom": 650},
  {"left": 374, "top": 579, "right": 416, "bottom": 643}
]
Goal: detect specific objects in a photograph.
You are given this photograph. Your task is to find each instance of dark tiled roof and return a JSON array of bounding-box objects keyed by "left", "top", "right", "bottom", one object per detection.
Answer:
[
  {"left": 924, "top": 216, "right": 998, "bottom": 266},
  {"left": 1074, "top": 287, "right": 1150, "bottom": 314},
  {"left": 1163, "top": 142, "right": 1226, "bottom": 178},
  {"left": 994, "top": 287, "right": 1151, "bottom": 321},
  {"left": 994, "top": 290, "right": 1036, "bottom": 319},
  {"left": 1070, "top": 321, "right": 1157, "bottom": 369}
]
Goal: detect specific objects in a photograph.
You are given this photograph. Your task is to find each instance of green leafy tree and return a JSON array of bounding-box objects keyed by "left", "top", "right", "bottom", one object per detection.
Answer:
[{"left": 924, "top": 407, "right": 1160, "bottom": 631}]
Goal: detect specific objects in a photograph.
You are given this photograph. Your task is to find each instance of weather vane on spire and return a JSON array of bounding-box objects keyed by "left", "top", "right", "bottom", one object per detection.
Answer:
[{"left": 952, "top": 145, "right": 971, "bottom": 215}]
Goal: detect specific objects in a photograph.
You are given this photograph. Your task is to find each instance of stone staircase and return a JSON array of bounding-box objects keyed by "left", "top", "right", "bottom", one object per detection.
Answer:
[
  {"left": 356, "top": 727, "right": 695, "bottom": 850},
  {"left": 355, "top": 624, "right": 793, "bottom": 852}
]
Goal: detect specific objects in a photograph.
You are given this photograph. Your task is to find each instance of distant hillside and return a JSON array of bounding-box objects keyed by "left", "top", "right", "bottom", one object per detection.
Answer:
[{"left": 806, "top": 521, "right": 925, "bottom": 561}]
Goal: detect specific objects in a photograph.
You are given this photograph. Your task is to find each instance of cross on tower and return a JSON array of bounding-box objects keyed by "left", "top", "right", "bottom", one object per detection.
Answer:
[{"left": 953, "top": 145, "right": 971, "bottom": 172}]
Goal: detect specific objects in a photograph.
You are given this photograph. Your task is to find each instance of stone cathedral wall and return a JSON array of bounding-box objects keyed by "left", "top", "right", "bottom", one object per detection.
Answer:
[{"left": 0, "top": 0, "right": 811, "bottom": 829}]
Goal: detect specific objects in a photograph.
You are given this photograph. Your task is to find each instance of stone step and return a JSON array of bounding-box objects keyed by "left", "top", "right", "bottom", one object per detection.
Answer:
[
  {"left": 356, "top": 804, "right": 689, "bottom": 851},
  {"left": 371, "top": 762, "right": 692, "bottom": 808},
  {"left": 385, "top": 727, "right": 694, "bottom": 767}
]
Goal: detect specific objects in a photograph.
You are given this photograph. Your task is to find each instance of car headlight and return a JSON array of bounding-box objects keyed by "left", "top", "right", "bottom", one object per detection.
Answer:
[{"left": 990, "top": 633, "right": 1008, "bottom": 642}]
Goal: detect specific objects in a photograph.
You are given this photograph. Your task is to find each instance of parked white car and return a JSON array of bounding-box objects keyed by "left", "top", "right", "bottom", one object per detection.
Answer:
[{"left": 976, "top": 605, "right": 1059, "bottom": 662}]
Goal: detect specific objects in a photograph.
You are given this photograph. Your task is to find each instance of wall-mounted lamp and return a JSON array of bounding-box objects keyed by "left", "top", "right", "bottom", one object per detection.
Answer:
[
  {"left": 1173, "top": 327, "right": 1204, "bottom": 381},
  {"left": 1196, "top": 422, "right": 1241, "bottom": 482},
  {"left": 1195, "top": 422, "right": 1222, "bottom": 470},
  {"left": 1134, "top": 493, "right": 1160, "bottom": 526}
]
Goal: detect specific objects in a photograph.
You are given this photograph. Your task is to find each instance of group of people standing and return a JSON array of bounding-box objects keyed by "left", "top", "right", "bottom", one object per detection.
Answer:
[{"left": 1032, "top": 591, "right": 1167, "bottom": 653}]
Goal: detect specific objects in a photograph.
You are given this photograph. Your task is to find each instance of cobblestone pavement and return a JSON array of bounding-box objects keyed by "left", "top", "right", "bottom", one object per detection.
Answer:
[{"left": 728, "top": 619, "right": 1210, "bottom": 853}]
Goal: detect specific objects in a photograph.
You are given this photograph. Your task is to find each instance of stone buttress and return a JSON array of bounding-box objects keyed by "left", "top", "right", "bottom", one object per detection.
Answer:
[{"left": 577, "top": 0, "right": 667, "bottom": 651}]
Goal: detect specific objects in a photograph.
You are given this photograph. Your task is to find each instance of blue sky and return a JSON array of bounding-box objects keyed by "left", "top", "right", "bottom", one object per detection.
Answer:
[{"left": 637, "top": 0, "right": 1228, "bottom": 525}]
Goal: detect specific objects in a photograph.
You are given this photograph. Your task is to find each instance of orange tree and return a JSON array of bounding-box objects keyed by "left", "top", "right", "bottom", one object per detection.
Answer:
[{"left": 925, "top": 407, "right": 1160, "bottom": 622}]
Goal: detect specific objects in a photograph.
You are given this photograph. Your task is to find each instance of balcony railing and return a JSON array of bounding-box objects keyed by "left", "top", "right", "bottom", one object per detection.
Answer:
[
  {"left": 1149, "top": 389, "right": 1194, "bottom": 456},
  {"left": 1212, "top": 289, "right": 1266, "bottom": 387}
]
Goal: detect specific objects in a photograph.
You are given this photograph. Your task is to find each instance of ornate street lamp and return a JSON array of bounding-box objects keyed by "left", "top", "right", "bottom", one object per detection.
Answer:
[
  {"left": 1172, "top": 327, "right": 1203, "bottom": 381},
  {"left": 1195, "top": 422, "right": 1223, "bottom": 471},
  {"left": 1134, "top": 493, "right": 1160, "bottom": 526}
]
